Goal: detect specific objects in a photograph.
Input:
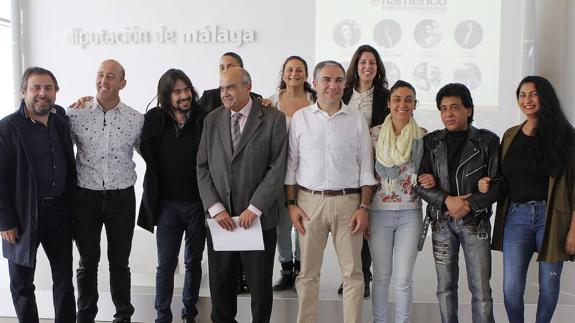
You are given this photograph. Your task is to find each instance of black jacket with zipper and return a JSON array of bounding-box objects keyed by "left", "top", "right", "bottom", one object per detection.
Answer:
[{"left": 414, "top": 126, "right": 506, "bottom": 225}]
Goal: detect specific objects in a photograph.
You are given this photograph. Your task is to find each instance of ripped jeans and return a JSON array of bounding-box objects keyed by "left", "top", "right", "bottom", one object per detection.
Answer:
[
  {"left": 503, "top": 201, "right": 563, "bottom": 323},
  {"left": 431, "top": 218, "right": 494, "bottom": 323}
]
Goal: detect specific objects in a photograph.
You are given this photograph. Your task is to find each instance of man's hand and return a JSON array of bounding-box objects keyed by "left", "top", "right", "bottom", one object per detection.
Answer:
[
  {"left": 0, "top": 228, "right": 18, "bottom": 244},
  {"left": 69, "top": 96, "right": 93, "bottom": 109},
  {"left": 418, "top": 173, "right": 436, "bottom": 189},
  {"left": 445, "top": 194, "right": 472, "bottom": 219},
  {"left": 565, "top": 227, "right": 575, "bottom": 255},
  {"left": 349, "top": 208, "right": 369, "bottom": 235},
  {"left": 215, "top": 211, "right": 236, "bottom": 231},
  {"left": 477, "top": 177, "right": 491, "bottom": 193},
  {"left": 288, "top": 205, "right": 309, "bottom": 236},
  {"left": 258, "top": 98, "right": 273, "bottom": 107},
  {"left": 239, "top": 209, "right": 257, "bottom": 229}
]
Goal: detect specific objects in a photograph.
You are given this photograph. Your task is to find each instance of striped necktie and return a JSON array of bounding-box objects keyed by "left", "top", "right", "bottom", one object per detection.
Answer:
[{"left": 231, "top": 112, "right": 242, "bottom": 153}]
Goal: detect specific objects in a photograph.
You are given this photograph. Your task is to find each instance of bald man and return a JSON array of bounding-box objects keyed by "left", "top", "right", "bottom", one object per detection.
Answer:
[
  {"left": 67, "top": 59, "right": 144, "bottom": 323},
  {"left": 197, "top": 67, "right": 287, "bottom": 323}
]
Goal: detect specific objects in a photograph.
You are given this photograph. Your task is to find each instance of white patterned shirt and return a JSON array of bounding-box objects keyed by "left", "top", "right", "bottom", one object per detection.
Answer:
[
  {"left": 347, "top": 87, "right": 374, "bottom": 126},
  {"left": 67, "top": 99, "right": 144, "bottom": 190}
]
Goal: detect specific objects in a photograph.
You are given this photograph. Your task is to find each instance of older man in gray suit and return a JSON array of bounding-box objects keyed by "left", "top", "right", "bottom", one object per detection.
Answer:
[{"left": 196, "top": 67, "right": 287, "bottom": 323}]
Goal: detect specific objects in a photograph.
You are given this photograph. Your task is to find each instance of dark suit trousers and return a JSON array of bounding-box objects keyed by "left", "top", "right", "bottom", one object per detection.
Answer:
[
  {"left": 8, "top": 199, "right": 75, "bottom": 323},
  {"left": 207, "top": 227, "right": 276, "bottom": 323},
  {"left": 73, "top": 186, "right": 136, "bottom": 322}
]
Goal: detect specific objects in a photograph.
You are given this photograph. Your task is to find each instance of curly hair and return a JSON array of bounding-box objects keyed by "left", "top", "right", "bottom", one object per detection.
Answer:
[{"left": 516, "top": 76, "right": 575, "bottom": 177}]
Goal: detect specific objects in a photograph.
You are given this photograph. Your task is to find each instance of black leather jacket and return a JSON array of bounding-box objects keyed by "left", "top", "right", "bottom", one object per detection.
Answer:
[{"left": 415, "top": 126, "right": 506, "bottom": 225}]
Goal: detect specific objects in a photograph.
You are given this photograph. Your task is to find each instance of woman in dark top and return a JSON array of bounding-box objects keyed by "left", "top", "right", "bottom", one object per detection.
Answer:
[
  {"left": 484, "top": 76, "right": 575, "bottom": 323},
  {"left": 338, "top": 44, "right": 390, "bottom": 297}
]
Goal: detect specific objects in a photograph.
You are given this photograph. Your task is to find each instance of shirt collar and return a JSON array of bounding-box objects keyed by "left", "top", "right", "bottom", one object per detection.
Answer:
[
  {"left": 231, "top": 98, "right": 253, "bottom": 118},
  {"left": 352, "top": 86, "right": 374, "bottom": 98},
  {"left": 95, "top": 98, "right": 124, "bottom": 114},
  {"left": 311, "top": 101, "right": 350, "bottom": 117}
]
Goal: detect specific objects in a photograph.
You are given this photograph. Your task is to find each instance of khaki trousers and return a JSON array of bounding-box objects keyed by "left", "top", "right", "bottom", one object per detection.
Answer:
[{"left": 295, "top": 190, "right": 364, "bottom": 323}]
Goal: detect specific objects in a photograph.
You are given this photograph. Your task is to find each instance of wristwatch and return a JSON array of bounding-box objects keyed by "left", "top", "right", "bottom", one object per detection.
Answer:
[
  {"left": 358, "top": 203, "right": 371, "bottom": 211},
  {"left": 285, "top": 199, "right": 297, "bottom": 207}
]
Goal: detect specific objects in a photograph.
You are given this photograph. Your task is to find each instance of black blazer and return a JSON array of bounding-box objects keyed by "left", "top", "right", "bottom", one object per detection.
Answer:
[
  {"left": 137, "top": 106, "right": 205, "bottom": 232},
  {"left": 198, "top": 88, "right": 262, "bottom": 113},
  {"left": 0, "top": 103, "right": 77, "bottom": 267},
  {"left": 342, "top": 86, "right": 390, "bottom": 127}
]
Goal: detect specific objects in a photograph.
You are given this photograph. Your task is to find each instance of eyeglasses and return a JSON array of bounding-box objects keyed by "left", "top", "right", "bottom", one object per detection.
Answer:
[{"left": 439, "top": 104, "right": 465, "bottom": 113}]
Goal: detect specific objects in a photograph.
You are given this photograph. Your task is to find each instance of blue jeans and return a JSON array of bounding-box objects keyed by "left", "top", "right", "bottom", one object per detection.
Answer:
[
  {"left": 431, "top": 218, "right": 494, "bottom": 323},
  {"left": 503, "top": 201, "right": 564, "bottom": 323},
  {"left": 155, "top": 201, "right": 206, "bottom": 323},
  {"left": 368, "top": 209, "right": 422, "bottom": 323},
  {"left": 277, "top": 193, "right": 300, "bottom": 263}
]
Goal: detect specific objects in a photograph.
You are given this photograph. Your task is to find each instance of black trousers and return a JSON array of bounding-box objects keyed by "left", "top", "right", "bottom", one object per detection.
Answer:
[
  {"left": 207, "top": 227, "right": 276, "bottom": 323},
  {"left": 8, "top": 199, "right": 75, "bottom": 323},
  {"left": 73, "top": 186, "right": 136, "bottom": 322}
]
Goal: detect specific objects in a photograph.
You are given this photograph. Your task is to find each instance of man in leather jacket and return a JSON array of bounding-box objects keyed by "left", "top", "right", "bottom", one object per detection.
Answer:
[{"left": 415, "top": 83, "right": 505, "bottom": 323}]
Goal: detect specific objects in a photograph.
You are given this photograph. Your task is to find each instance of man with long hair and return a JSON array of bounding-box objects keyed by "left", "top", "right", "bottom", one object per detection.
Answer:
[{"left": 137, "top": 69, "right": 206, "bottom": 323}]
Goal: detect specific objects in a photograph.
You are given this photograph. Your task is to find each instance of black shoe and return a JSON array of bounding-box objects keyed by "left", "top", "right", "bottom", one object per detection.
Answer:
[
  {"left": 237, "top": 273, "right": 250, "bottom": 294},
  {"left": 337, "top": 282, "right": 343, "bottom": 295},
  {"left": 183, "top": 318, "right": 196, "bottom": 323},
  {"left": 363, "top": 272, "right": 372, "bottom": 298},
  {"left": 273, "top": 261, "right": 295, "bottom": 291},
  {"left": 273, "top": 270, "right": 295, "bottom": 291},
  {"left": 293, "top": 259, "right": 301, "bottom": 277}
]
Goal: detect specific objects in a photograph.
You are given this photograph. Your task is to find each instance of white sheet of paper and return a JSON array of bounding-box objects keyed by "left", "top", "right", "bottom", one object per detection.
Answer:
[{"left": 206, "top": 217, "right": 265, "bottom": 251}]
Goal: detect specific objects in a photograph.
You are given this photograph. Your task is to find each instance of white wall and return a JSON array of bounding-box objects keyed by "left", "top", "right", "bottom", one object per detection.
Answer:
[{"left": 534, "top": 0, "right": 574, "bottom": 123}]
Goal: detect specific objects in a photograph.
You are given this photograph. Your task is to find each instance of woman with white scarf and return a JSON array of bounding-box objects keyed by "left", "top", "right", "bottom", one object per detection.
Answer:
[{"left": 369, "top": 80, "right": 432, "bottom": 323}]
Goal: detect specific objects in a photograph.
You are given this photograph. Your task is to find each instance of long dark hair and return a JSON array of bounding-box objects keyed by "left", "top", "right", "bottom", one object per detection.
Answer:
[
  {"left": 156, "top": 68, "right": 199, "bottom": 111},
  {"left": 516, "top": 76, "right": 575, "bottom": 177},
  {"left": 278, "top": 56, "right": 316, "bottom": 102},
  {"left": 345, "top": 44, "right": 388, "bottom": 91}
]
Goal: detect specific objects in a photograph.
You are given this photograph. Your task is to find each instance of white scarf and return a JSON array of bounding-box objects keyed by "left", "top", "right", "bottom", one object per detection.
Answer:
[{"left": 376, "top": 115, "right": 425, "bottom": 167}]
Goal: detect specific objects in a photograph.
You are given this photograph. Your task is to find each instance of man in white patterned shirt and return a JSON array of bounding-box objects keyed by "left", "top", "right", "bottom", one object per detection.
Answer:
[
  {"left": 67, "top": 59, "right": 144, "bottom": 323},
  {"left": 285, "top": 61, "right": 377, "bottom": 323}
]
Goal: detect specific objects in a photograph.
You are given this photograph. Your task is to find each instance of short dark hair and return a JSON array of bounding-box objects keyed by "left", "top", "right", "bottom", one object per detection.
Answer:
[
  {"left": 20, "top": 67, "right": 60, "bottom": 92},
  {"left": 436, "top": 83, "right": 474, "bottom": 124},
  {"left": 313, "top": 60, "right": 345, "bottom": 81},
  {"left": 389, "top": 80, "right": 416, "bottom": 98},
  {"left": 156, "top": 68, "right": 199, "bottom": 110},
  {"left": 221, "top": 52, "right": 244, "bottom": 68}
]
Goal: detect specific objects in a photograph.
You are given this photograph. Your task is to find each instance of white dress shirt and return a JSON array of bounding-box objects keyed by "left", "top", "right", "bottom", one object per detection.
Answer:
[
  {"left": 67, "top": 99, "right": 144, "bottom": 190},
  {"left": 207, "top": 99, "right": 263, "bottom": 217},
  {"left": 285, "top": 102, "right": 377, "bottom": 190}
]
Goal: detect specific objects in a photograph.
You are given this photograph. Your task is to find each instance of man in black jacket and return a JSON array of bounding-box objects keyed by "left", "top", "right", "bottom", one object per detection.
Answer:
[
  {"left": 198, "top": 52, "right": 262, "bottom": 113},
  {"left": 415, "top": 83, "right": 504, "bottom": 323},
  {"left": 137, "top": 69, "right": 206, "bottom": 323},
  {"left": 0, "top": 67, "right": 76, "bottom": 323}
]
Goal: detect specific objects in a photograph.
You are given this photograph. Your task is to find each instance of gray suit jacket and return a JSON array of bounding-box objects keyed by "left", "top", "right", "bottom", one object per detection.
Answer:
[{"left": 196, "top": 100, "right": 287, "bottom": 230}]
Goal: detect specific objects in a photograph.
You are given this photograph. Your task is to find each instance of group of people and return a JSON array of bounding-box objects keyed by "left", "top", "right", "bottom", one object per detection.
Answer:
[{"left": 0, "top": 44, "right": 574, "bottom": 323}]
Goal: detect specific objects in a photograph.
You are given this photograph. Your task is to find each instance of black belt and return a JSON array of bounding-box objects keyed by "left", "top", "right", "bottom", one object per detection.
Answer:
[
  {"left": 39, "top": 196, "right": 62, "bottom": 207},
  {"left": 299, "top": 186, "right": 361, "bottom": 196},
  {"left": 77, "top": 186, "right": 134, "bottom": 195}
]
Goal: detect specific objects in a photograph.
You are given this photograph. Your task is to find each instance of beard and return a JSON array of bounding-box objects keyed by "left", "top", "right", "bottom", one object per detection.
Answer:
[
  {"left": 172, "top": 97, "right": 192, "bottom": 113},
  {"left": 26, "top": 96, "right": 53, "bottom": 116}
]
